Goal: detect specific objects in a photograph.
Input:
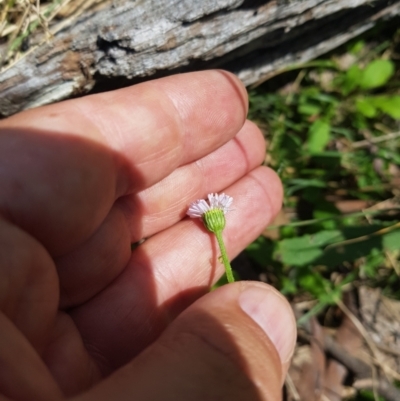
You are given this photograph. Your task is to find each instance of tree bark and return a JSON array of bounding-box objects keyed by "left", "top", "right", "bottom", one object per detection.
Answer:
[{"left": 0, "top": 0, "right": 399, "bottom": 117}]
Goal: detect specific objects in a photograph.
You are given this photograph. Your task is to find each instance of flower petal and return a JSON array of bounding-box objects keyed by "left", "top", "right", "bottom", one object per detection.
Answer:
[
  {"left": 187, "top": 193, "right": 233, "bottom": 218},
  {"left": 187, "top": 199, "right": 210, "bottom": 218}
]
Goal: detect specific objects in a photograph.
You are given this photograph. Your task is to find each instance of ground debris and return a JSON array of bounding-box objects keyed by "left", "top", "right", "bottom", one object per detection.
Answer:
[{"left": 287, "top": 289, "right": 400, "bottom": 401}]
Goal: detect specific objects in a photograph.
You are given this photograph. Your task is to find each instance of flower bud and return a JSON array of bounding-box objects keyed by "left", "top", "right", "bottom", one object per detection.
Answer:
[{"left": 203, "top": 208, "right": 226, "bottom": 233}]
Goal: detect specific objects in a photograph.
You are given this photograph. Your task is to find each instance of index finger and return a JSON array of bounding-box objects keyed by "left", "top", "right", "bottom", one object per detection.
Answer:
[
  {"left": 0, "top": 71, "right": 248, "bottom": 254},
  {"left": 4, "top": 70, "right": 248, "bottom": 193}
]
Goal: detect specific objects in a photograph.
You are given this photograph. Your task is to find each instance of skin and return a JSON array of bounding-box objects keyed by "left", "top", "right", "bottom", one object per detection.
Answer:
[{"left": 0, "top": 70, "right": 297, "bottom": 401}]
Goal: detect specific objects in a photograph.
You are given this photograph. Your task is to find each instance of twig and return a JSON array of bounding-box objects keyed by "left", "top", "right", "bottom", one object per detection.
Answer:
[
  {"left": 322, "top": 334, "right": 371, "bottom": 379},
  {"left": 29, "top": 0, "right": 51, "bottom": 39},
  {"left": 0, "top": 0, "right": 11, "bottom": 38},
  {"left": 336, "top": 299, "right": 400, "bottom": 382},
  {"left": 354, "top": 378, "right": 400, "bottom": 401},
  {"left": 371, "top": 361, "right": 380, "bottom": 401},
  {"left": 325, "top": 221, "right": 400, "bottom": 251},
  {"left": 285, "top": 373, "right": 301, "bottom": 401},
  {"left": 385, "top": 250, "right": 400, "bottom": 276},
  {"left": 267, "top": 207, "right": 400, "bottom": 230},
  {"left": 47, "top": 0, "right": 74, "bottom": 29},
  {"left": 376, "top": 343, "right": 400, "bottom": 357},
  {"left": 7, "top": 1, "right": 29, "bottom": 47},
  {"left": 285, "top": 69, "right": 306, "bottom": 105},
  {"left": 352, "top": 131, "right": 400, "bottom": 149},
  {"left": 297, "top": 329, "right": 400, "bottom": 401}
]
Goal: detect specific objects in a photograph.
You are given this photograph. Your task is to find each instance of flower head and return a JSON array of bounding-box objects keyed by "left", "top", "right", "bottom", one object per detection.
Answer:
[
  {"left": 187, "top": 193, "right": 233, "bottom": 233},
  {"left": 187, "top": 192, "right": 235, "bottom": 283},
  {"left": 187, "top": 193, "right": 233, "bottom": 219}
]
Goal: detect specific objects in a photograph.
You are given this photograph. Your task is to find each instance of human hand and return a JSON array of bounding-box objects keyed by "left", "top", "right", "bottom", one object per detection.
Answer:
[{"left": 0, "top": 70, "right": 296, "bottom": 401}]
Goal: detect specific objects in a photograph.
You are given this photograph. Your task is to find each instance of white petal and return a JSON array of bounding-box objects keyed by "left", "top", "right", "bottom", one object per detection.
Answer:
[
  {"left": 187, "top": 199, "right": 210, "bottom": 218},
  {"left": 188, "top": 193, "right": 233, "bottom": 218},
  {"left": 207, "top": 193, "right": 218, "bottom": 208},
  {"left": 210, "top": 193, "right": 233, "bottom": 213},
  {"left": 219, "top": 193, "right": 233, "bottom": 212}
]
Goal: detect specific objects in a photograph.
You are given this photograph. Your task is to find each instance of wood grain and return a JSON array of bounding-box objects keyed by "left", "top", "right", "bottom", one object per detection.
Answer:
[{"left": 0, "top": 0, "right": 399, "bottom": 116}]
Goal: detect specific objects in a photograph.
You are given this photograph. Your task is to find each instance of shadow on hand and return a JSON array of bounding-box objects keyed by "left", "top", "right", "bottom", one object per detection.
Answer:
[{"left": 0, "top": 127, "right": 267, "bottom": 399}]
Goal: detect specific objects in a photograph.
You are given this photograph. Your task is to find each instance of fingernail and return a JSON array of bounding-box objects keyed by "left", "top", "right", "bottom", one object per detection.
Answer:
[{"left": 239, "top": 285, "right": 296, "bottom": 364}]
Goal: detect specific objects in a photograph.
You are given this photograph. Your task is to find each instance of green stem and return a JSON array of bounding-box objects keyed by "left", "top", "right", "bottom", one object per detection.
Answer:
[{"left": 215, "top": 230, "right": 234, "bottom": 283}]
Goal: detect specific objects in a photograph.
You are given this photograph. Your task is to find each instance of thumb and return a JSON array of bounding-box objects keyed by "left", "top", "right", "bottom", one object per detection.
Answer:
[{"left": 74, "top": 282, "right": 297, "bottom": 401}]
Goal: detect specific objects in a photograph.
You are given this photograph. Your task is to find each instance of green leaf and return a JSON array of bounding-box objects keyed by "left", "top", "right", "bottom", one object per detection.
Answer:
[
  {"left": 281, "top": 231, "right": 343, "bottom": 250},
  {"left": 280, "top": 246, "right": 323, "bottom": 267},
  {"left": 280, "top": 277, "right": 297, "bottom": 295},
  {"left": 277, "top": 226, "right": 396, "bottom": 268},
  {"left": 298, "top": 271, "right": 329, "bottom": 297},
  {"left": 340, "top": 64, "right": 362, "bottom": 95},
  {"left": 356, "top": 97, "right": 377, "bottom": 118},
  {"left": 307, "top": 120, "right": 331, "bottom": 153},
  {"left": 319, "top": 288, "right": 341, "bottom": 305},
  {"left": 298, "top": 102, "right": 321, "bottom": 116},
  {"left": 286, "top": 178, "right": 327, "bottom": 188},
  {"left": 279, "top": 230, "right": 343, "bottom": 266},
  {"left": 362, "top": 249, "right": 385, "bottom": 278},
  {"left": 349, "top": 40, "right": 365, "bottom": 55},
  {"left": 382, "top": 228, "right": 400, "bottom": 251},
  {"left": 359, "top": 60, "right": 395, "bottom": 89},
  {"left": 373, "top": 95, "right": 400, "bottom": 119}
]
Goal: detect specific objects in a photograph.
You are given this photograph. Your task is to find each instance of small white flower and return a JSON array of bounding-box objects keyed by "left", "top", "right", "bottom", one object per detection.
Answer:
[
  {"left": 187, "top": 193, "right": 233, "bottom": 218},
  {"left": 186, "top": 192, "right": 235, "bottom": 283}
]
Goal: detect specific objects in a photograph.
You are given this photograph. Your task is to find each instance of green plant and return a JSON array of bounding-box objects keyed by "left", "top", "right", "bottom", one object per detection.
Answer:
[{"left": 247, "top": 30, "right": 400, "bottom": 326}]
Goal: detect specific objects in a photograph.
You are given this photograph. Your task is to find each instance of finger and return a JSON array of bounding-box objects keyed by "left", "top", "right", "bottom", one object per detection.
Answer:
[
  {"left": 123, "top": 119, "right": 266, "bottom": 241},
  {"left": 42, "top": 312, "right": 102, "bottom": 397},
  {"left": 3, "top": 70, "right": 248, "bottom": 193},
  {"left": 74, "top": 282, "right": 296, "bottom": 401},
  {"left": 57, "top": 120, "right": 265, "bottom": 308},
  {"left": 0, "top": 71, "right": 247, "bottom": 255},
  {"left": 0, "top": 312, "right": 62, "bottom": 401},
  {"left": 56, "top": 207, "right": 131, "bottom": 309},
  {"left": 71, "top": 166, "right": 283, "bottom": 371},
  {"left": 0, "top": 218, "right": 58, "bottom": 351},
  {"left": 0, "top": 127, "right": 122, "bottom": 256}
]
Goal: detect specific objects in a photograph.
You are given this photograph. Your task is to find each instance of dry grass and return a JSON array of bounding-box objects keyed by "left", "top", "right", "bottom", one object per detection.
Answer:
[{"left": 0, "top": 0, "right": 107, "bottom": 72}]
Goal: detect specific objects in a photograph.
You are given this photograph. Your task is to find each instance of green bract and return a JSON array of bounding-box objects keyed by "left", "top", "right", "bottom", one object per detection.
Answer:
[{"left": 203, "top": 208, "right": 226, "bottom": 233}]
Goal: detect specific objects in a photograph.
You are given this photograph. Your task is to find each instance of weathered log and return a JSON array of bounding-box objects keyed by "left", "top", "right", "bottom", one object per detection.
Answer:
[{"left": 0, "top": 0, "right": 399, "bottom": 117}]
